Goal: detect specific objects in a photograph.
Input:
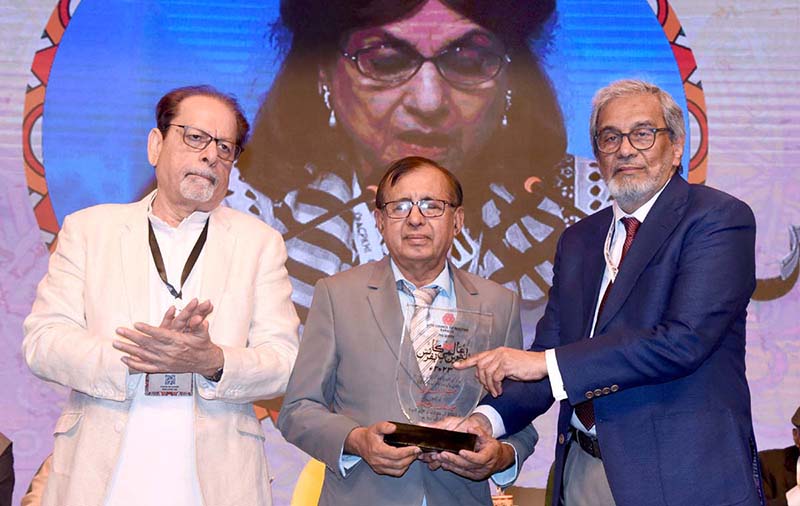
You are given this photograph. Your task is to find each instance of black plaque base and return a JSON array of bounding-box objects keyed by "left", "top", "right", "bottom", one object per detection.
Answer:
[{"left": 384, "top": 422, "right": 477, "bottom": 453}]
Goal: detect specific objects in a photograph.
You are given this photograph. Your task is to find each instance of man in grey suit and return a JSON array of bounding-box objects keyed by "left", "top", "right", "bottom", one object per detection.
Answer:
[{"left": 278, "top": 156, "right": 538, "bottom": 505}]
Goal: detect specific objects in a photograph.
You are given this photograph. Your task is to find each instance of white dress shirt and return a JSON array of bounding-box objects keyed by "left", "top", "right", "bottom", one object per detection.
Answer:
[{"left": 104, "top": 205, "right": 209, "bottom": 506}]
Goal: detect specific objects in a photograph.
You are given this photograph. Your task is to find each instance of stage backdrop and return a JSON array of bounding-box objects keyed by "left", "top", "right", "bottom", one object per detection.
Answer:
[{"left": 1, "top": 1, "right": 798, "bottom": 504}]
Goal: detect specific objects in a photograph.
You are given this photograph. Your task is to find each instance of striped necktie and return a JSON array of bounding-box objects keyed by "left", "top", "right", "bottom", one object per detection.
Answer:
[{"left": 410, "top": 287, "right": 440, "bottom": 383}]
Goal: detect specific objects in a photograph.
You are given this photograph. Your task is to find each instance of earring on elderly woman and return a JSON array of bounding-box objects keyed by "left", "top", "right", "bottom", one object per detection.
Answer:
[
  {"left": 501, "top": 88, "right": 512, "bottom": 127},
  {"left": 321, "top": 83, "right": 337, "bottom": 128}
]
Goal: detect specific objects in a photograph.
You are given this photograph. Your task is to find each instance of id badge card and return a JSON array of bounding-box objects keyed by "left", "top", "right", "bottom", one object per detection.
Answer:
[{"left": 145, "top": 373, "right": 193, "bottom": 396}]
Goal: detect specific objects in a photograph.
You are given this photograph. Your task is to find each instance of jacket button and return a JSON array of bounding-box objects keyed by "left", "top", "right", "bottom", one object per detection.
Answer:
[
  {"left": 602, "top": 387, "right": 611, "bottom": 395},
  {"left": 585, "top": 391, "right": 594, "bottom": 399},
  {"left": 593, "top": 389, "right": 603, "bottom": 397},
  {"left": 558, "top": 433, "right": 565, "bottom": 444},
  {"left": 610, "top": 384, "right": 619, "bottom": 392}
]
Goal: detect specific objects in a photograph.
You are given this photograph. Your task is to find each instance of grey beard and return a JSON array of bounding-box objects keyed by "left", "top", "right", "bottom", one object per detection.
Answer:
[
  {"left": 607, "top": 174, "right": 658, "bottom": 210},
  {"left": 180, "top": 177, "right": 216, "bottom": 202}
]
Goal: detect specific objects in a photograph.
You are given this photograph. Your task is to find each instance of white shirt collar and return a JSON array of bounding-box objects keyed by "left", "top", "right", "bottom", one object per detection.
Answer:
[
  {"left": 390, "top": 259, "right": 453, "bottom": 297},
  {"left": 147, "top": 190, "right": 211, "bottom": 231}
]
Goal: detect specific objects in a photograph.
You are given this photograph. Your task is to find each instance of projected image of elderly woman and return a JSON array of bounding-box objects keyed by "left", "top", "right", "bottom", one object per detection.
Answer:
[{"left": 229, "top": 0, "right": 580, "bottom": 322}]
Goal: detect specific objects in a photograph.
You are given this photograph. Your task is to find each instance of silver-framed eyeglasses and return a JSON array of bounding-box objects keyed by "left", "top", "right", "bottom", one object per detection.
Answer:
[
  {"left": 341, "top": 41, "right": 510, "bottom": 88},
  {"left": 168, "top": 124, "right": 242, "bottom": 162},
  {"left": 379, "top": 199, "right": 456, "bottom": 219},
  {"left": 594, "top": 127, "right": 672, "bottom": 154}
]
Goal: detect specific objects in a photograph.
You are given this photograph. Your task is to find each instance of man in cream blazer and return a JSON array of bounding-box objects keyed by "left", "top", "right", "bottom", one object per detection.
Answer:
[{"left": 23, "top": 85, "right": 299, "bottom": 506}]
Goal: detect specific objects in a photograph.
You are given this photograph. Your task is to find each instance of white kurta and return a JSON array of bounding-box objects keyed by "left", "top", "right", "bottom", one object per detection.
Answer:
[{"left": 105, "top": 210, "right": 209, "bottom": 506}]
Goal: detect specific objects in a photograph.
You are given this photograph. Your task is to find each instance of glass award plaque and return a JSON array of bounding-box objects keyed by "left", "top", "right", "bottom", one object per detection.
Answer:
[{"left": 385, "top": 305, "right": 492, "bottom": 453}]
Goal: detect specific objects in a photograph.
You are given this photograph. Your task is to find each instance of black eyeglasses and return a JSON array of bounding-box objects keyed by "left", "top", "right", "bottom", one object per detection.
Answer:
[
  {"left": 168, "top": 124, "right": 242, "bottom": 162},
  {"left": 379, "top": 199, "right": 456, "bottom": 219},
  {"left": 341, "top": 42, "right": 510, "bottom": 88},
  {"left": 594, "top": 127, "right": 672, "bottom": 154}
]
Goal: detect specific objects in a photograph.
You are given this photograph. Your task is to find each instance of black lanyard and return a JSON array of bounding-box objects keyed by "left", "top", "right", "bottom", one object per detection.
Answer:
[{"left": 147, "top": 218, "right": 209, "bottom": 299}]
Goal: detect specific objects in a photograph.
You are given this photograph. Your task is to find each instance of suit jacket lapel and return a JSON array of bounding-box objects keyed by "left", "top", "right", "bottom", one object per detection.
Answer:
[
  {"left": 200, "top": 208, "right": 234, "bottom": 335},
  {"left": 597, "top": 174, "right": 689, "bottom": 331},
  {"left": 451, "top": 262, "right": 480, "bottom": 313},
  {"left": 120, "top": 193, "right": 154, "bottom": 324},
  {"left": 366, "top": 257, "right": 404, "bottom": 362},
  {"left": 583, "top": 209, "right": 613, "bottom": 339},
  {"left": 448, "top": 265, "right": 504, "bottom": 381}
]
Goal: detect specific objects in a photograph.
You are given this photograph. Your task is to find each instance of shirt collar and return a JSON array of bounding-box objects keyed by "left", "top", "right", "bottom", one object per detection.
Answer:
[
  {"left": 148, "top": 190, "right": 211, "bottom": 231},
  {"left": 390, "top": 259, "right": 453, "bottom": 297}
]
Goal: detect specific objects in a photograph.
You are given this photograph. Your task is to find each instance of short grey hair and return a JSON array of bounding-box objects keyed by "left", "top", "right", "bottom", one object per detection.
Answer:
[{"left": 589, "top": 79, "right": 685, "bottom": 157}]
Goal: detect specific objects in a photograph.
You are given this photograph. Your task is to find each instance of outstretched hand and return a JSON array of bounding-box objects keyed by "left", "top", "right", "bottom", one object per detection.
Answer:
[{"left": 454, "top": 347, "right": 548, "bottom": 397}]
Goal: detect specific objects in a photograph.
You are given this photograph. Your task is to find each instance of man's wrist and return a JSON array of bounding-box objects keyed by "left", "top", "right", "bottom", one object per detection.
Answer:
[
  {"left": 203, "top": 367, "right": 223, "bottom": 382},
  {"left": 472, "top": 405, "right": 506, "bottom": 438},
  {"left": 534, "top": 351, "right": 549, "bottom": 378},
  {"left": 343, "top": 427, "right": 365, "bottom": 457},
  {"left": 470, "top": 412, "right": 492, "bottom": 434},
  {"left": 201, "top": 345, "right": 224, "bottom": 378},
  {"left": 496, "top": 441, "right": 516, "bottom": 473}
]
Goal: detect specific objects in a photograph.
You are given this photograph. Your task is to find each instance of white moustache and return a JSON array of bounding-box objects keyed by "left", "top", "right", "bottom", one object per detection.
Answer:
[{"left": 184, "top": 169, "right": 218, "bottom": 186}]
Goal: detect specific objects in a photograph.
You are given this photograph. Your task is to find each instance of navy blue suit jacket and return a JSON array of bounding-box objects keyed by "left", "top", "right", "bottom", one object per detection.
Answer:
[{"left": 485, "top": 174, "right": 762, "bottom": 506}]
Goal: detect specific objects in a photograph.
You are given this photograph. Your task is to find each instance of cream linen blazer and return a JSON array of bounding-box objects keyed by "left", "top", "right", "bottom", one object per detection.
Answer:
[{"left": 23, "top": 193, "right": 300, "bottom": 506}]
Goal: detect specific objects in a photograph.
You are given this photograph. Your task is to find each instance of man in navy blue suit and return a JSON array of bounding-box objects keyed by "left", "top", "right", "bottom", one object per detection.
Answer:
[{"left": 445, "top": 79, "right": 763, "bottom": 505}]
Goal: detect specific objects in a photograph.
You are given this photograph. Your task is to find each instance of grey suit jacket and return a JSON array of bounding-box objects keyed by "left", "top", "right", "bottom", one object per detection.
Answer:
[{"left": 278, "top": 256, "right": 538, "bottom": 506}]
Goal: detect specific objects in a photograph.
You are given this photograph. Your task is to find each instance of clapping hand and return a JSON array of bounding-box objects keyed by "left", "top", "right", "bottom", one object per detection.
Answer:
[
  {"left": 158, "top": 298, "right": 214, "bottom": 334},
  {"left": 113, "top": 298, "right": 223, "bottom": 377}
]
